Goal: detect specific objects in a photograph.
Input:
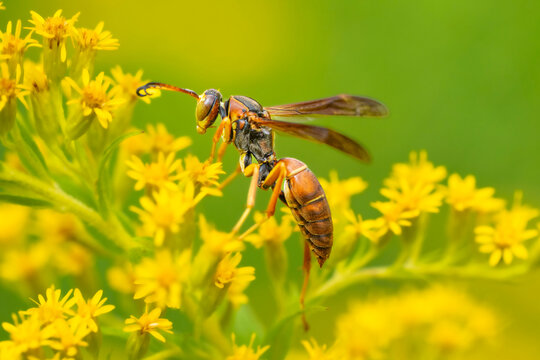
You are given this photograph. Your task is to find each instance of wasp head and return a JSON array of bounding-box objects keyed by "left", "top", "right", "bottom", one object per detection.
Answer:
[{"left": 196, "top": 89, "right": 222, "bottom": 134}]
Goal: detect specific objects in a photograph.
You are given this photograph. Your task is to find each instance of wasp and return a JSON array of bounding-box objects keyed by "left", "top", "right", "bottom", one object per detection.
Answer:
[{"left": 137, "top": 82, "right": 387, "bottom": 327}]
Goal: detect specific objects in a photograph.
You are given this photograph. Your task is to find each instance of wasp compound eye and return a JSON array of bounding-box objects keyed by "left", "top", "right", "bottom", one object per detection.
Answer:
[{"left": 196, "top": 89, "right": 222, "bottom": 134}]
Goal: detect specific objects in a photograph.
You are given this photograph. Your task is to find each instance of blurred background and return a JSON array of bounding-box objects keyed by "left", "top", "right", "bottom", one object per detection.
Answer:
[{"left": 2, "top": 0, "right": 540, "bottom": 358}]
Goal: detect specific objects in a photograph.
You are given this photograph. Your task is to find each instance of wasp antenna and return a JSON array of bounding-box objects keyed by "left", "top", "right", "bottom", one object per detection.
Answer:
[{"left": 136, "top": 82, "right": 200, "bottom": 100}]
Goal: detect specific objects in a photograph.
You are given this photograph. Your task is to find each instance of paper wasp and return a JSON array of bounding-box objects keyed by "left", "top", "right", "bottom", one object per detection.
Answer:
[{"left": 137, "top": 82, "right": 387, "bottom": 327}]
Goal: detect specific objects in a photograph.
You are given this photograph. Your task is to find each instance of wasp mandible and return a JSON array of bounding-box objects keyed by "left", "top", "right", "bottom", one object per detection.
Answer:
[{"left": 137, "top": 82, "right": 388, "bottom": 328}]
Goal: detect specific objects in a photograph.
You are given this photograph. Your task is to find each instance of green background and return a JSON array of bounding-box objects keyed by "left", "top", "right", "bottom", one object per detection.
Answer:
[{"left": 2, "top": 0, "right": 540, "bottom": 358}]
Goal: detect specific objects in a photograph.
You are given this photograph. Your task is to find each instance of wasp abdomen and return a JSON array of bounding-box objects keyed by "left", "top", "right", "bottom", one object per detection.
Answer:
[{"left": 279, "top": 158, "right": 333, "bottom": 267}]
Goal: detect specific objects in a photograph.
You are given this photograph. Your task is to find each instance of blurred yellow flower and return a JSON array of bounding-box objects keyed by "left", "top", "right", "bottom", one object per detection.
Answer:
[
  {"left": 111, "top": 66, "right": 159, "bottom": 104},
  {"left": 126, "top": 152, "right": 182, "bottom": 191},
  {"left": 371, "top": 201, "right": 419, "bottom": 235},
  {"left": 0, "top": 62, "right": 29, "bottom": 133},
  {"left": 245, "top": 211, "right": 293, "bottom": 248},
  {"left": 1, "top": 311, "right": 55, "bottom": 354},
  {"left": 48, "top": 319, "right": 90, "bottom": 357},
  {"left": 0, "top": 20, "right": 38, "bottom": 68},
  {"left": 302, "top": 338, "right": 335, "bottom": 360},
  {"left": 27, "top": 285, "right": 76, "bottom": 324},
  {"left": 35, "top": 209, "right": 79, "bottom": 244},
  {"left": 107, "top": 263, "right": 136, "bottom": 294},
  {"left": 133, "top": 250, "right": 191, "bottom": 309},
  {"left": 1, "top": 243, "right": 50, "bottom": 281},
  {"left": 28, "top": 10, "right": 79, "bottom": 63},
  {"left": 0, "top": 2, "right": 5, "bottom": 10},
  {"left": 445, "top": 173, "right": 504, "bottom": 213},
  {"left": 384, "top": 150, "right": 447, "bottom": 190},
  {"left": 71, "top": 289, "right": 115, "bottom": 333},
  {"left": 227, "top": 333, "right": 269, "bottom": 360},
  {"left": 215, "top": 253, "right": 255, "bottom": 289},
  {"left": 320, "top": 170, "right": 367, "bottom": 211},
  {"left": 199, "top": 214, "right": 244, "bottom": 255},
  {"left": 343, "top": 210, "right": 386, "bottom": 244},
  {"left": 64, "top": 69, "right": 124, "bottom": 129},
  {"left": 146, "top": 123, "right": 191, "bottom": 155},
  {"left": 0, "top": 203, "right": 30, "bottom": 245},
  {"left": 124, "top": 307, "right": 173, "bottom": 343},
  {"left": 380, "top": 180, "right": 444, "bottom": 214}
]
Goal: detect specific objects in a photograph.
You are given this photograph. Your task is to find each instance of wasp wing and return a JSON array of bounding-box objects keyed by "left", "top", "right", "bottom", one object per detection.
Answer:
[
  {"left": 264, "top": 94, "right": 388, "bottom": 118},
  {"left": 253, "top": 118, "right": 371, "bottom": 162}
]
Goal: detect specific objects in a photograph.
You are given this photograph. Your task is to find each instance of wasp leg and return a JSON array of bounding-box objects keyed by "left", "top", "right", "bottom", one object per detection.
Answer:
[
  {"left": 238, "top": 162, "right": 287, "bottom": 240},
  {"left": 300, "top": 241, "right": 311, "bottom": 331},
  {"left": 208, "top": 119, "right": 227, "bottom": 163},
  {"left": 231, "top": 164, "right": 260, "bottom": 235},
  {"left": 217, "top": 141, "right": 229, "bottom": 162}
]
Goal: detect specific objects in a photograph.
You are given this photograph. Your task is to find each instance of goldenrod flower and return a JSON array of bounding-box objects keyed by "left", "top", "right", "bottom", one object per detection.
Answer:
[
  {"left": 0, "top": 20, "right": 39, "bottom": 74},
  {"left": 1, "top": 311, "right": 55, "bottom": 354},
  {"left": 71, "top": 289, "right": 115, "bottom": 333},
  {"left": 380, "top": 180, "right": 444, "bottom": 214},
  {"left": 133, "top": 250, "right": 191, "bottom": 309},
  {"left": 384, "top": 150, "right": 447, "bottom": 190},
  {"left": 35, "top": 209, "right": 79, "bottom": 244},
  {"left": 371, "top": 201, "right": 419, "bottom": 235},
  {"left": 64, "top": 69, "right": 124, "bottom": 131},
  {"left": 121, "top": 129, "right": 151, "bottom": 156},
  {"left": 27, "top": 10, "right": 79, "bottom": 62},
  {"left": 126, "top": 152, "right": 182, "bottom": 191},
  {"left": 0, "top": 62, "right": 29, "bottom": 134},
  {"left": 27, "top": 285, "right": 76, "bottom": 324},
  {"left": 320, "top": 170, "right": 367, "bottom": 211},
  {"left": 48, "top": 319, "right": 90, "bottom": 357},
  {"left": 146, "top": 123, "right": 191, "bottom": 155},
  {"left": 182, "top": 154, "right": 224, "bottom": 193},
  {"left": 1, "top": 243, "right": 50, "bottom": 281},
  {"left": 445, "top": 173, "right": 504, "bottom": 213},
  {"left": 107, "top": 263, "right": 136, "bottom": 294},
  {"left": 199, "top": 214, "right": 244, "bottom": 255},
  {"left": 0, "top": 203, "right": 30, "bottom": 245},
  {"left": 131, "top": 186, "right": 195, "bottom": 246},
  {"left": 215, "top": 253, "right": 255, "bottom": 289},
  {"left": 124, "top": 307, "right": 173, "bottom": 343},
  {"left": 302, "top": 338, "right": 335, "bottom": 360},
  {"left": 71, "top": 22, "right": 119, "bottom": 51},
  {"left": 111, "top": 66, "right": 159, "bottom": 104},
  {"left": 343, "top": 210, "right": 386, "bottom": 244},
  {"left": 245, "top": 212, "right": 293, "bottom": 248},
  {"left": 226, "top": 333, "right": 269, "bottom": 360}
]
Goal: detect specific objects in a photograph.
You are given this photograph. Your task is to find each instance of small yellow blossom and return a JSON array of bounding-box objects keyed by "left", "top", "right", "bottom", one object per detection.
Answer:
[
  {"left": 1, "top": 243, "right": 50, "bottom": 281},
  {"left": 302, "top": 338, "right": 336, "bottom": 360},
  {"left": 320, "top": 170, "right": 367, "bottom": 211},
  {"left": 384, "top": 150, "right": 447, "bottom": 190},
  {"left": 146, "top": 123, "right": 191, "bottom": 155},
  {"left": 445, "top": 173, "right": 504, "bottom": 213},
  {"left": 245, "top": 212, "right": 293, "bottom": 248},
  {"left": 111, "top": 66, "right": 159, "bottom": 104},
  {"left": 0, "top": 20, "right": 39, "bottom": 70},
  {"left": 27, "top": 10, "right": 79, "bottom": 63},
  {"left": 126, "top": 152, "right": 182, "bottom": 191},
  {"left": 131, "top": 186, "right": 196, "bottom": 246},
  {"left": 380, "top": 180, "right": 444, "bottom": 214},
  {"left": 227, "top": 333, "right": 269, "bottom": 360},
  {"left": 215, "top": 253, "right": 255, "bottom": 289},
  {"left": 107, "top": 263, "right": 136, "bottom": 294},
  {"left": 1, "top": 311, "right": 55, "bottom": 354},
  {"left": 48, "top": 319, "right": 90, "bottom": 357},
  {"left": 0, "top": 62, "right": 29, "bottom": 133},
  {"left": 182, "top": 154, "right": 224, "bottom": 192},
  {"left": 199, "top": 214, "right": 244, "bottom": 255},
  {"left": 121, "top": 129, "right": 151, "bottom": 155},
  {"left": 27, "top": 285, "right": 76, "bottom": 324},
  {"left": 71, "top": 289, "right": 115, "bottom": 333},
  {"left": 35, "top": 209, "right": 79, "bottom": 244},
  {"left": 71, "top": 22, "right": 119, "bottom": 51},
  {"left": 343, "top": 210, "right": 386, "bottom": 244},
  {"left": 124, "top": 307, "right": 173, "bottom": 343},
  {"left": 371, "top": 201, "right": 419, "bottom": 235},
  {"left": 0, "top": 203, "right": 30, "bottom": 245},
  {"left": 133, "top": 250, "right": 191, "bottom": 309},
  {"left": 64, "top": 69, "right": 124, "bottom": 129}
]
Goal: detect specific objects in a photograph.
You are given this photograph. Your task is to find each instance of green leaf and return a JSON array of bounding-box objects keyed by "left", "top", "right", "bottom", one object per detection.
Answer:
[
  {"left": 96, "top": 130, "right": 142, "bottom": 217},
  {"left": 0, "top": 193, "right": 51, "bottom": 207}
]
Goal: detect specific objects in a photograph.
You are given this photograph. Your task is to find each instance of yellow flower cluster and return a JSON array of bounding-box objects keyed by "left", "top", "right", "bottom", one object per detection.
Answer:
[
  {"left": 1, "top": 285, "right": 114, "bottom": 359},
  {"left": 304, "top": 286, "right": 497, "bottom": 360}
]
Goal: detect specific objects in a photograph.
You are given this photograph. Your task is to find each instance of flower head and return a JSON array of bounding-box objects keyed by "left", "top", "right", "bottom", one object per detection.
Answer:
[
  {"left": 48, "top": 319, "right": 90, "bottom": 357},
  {"left": 0, "top": 62, "right": 28, "bottom": 134},
  {"left": 385, "top": 150, "right": 447, "bottom": 190},
  {"left": 371, "top": 201, "right": 419, "bottom": 236},
  {"left": 0, "top": 20, "right": 39, "bottom": 71},
  {"left": 146, "top": 123, "right": 191, "bottom": 155},
  {"left": 124, "top": 307, "right": 173, "bottom": 343},
  {"left": 64, "top": 69, "right": 124, "bottom": 129},
  {"left": 0, "top": 203, "right": 30, "bottom": 245},
  {"left": 28, "top": 10, "right": 79, "bottom": 62},
  {"left": 71, "top": 22, "right": 119, "bottom": 51},
  {"left": 1, "top": 311, "right": 55, "bottom": 354},
  {"left": 215, "top": 253, "right": 255, "bottom": 289},
  {"left": 320, "top": 170, "right": 367, "bottom": 211},
  {"left": 111, "top": 66, "right": 159, "bottom": 104},
  {"left": 127, "top": 152, "right": 182, "bottom": 191},
  {"left": 71, "top": 289, "right": 115, "bottom": 333},
  {"left": 226, "top": 334, "right": 269, "bottom": 360},
  {"left": 245, "top": 212, "right": 293, "bottom": 248},
  {"left": 199, "top": 214, "right": 244, "bottom": 255},
  {"left": 445, "top": 174, "right": 504, "bottom": 213},
  {"left": 182, "top": 154, "right": 224, "bottom": 193},
  {"left": 27, "top": 285, "right": 76, "bottom": 324}
]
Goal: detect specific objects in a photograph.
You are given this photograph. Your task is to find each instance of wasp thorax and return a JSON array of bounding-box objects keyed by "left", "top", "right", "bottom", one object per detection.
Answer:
[{"left": 196, "top": 89, "right": 222, "bottom": 134}]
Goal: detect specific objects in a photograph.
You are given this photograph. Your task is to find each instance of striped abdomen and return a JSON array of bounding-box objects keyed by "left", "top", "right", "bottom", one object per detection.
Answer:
[{"left": 279, "top": 158, "right": 333, "bottom": 267}]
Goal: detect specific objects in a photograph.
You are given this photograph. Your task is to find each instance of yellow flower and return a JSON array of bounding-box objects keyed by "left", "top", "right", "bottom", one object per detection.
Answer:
[
  {"left": 71, "top": 22, "right": 119, "bottom": 51},
  {"left": 111, "top": 66, "right": 159, "bottom": 104},
  {"left": 245, "top": 212, "right": 293, "bottom": 248},
  {"left": 215, "top": 253, "right": 255, "bottom": 289},
  {"left": 64, "top": 69, "right": 124, "bottom": 129},
  {"left": 71, "top": 289, "right": 115, "bottom": 333},
  {"left": 302, "top": 338, "right": 336, "bottom": 360},
  {"left": 133, "top": 250, "right": 191, "bottom": 309},
  {"left": 445, "top": 173, "right": 504, "bottom": 213},
  {"left": 226, "top": 333, "right": 269, "bottom": 360},
  {"left": 131, "top": 185, "right": 196, "bottom": 246},
  {"left": 380, "top": 180, "right": 444, "bottom": 214},
  {"left": 35, "top": 209, "right": 79, "bottom": 244},
  {"left": 121, "top": 129, "right": 151, "bottom": 155},
  {"left": 126, "top": 152, "right": 182, "bottom": 191},
  {"left": 1, "top": 311, "right": 55, "bottom": 354},
  {"left": 146, "top": 123, "right": 191, "bottom": 155},
  {"left": 199, "top": 214, "right": 244, "bottom": 255},
  {"left": 320, "top": 170, "right": 367, "bottom": 211},
  {"left": 343, "top": 210, "right": 386, "bottom": 244},
  {"left": 48, "top": 319, "right": 90, "bottom": 357},
  {"left": 0, "top": 20, "right": 39, "bottom": 72},
  {"left": 0, "top": 203, "right": 30, "bottom": 245},
  {"left": 182, "top": 154, "right": 224, "bottom": 193},
  {"left": 371, "top": 201, "right": 419, "bottom": 235},
  {"left": 107, "top": 263, "right": 136, "bottom": 294},
  {"left": 0, "top": 2, "right": 5, "bottom": 10},
  {"left": 1, "top": 243, "right": 50, "bottom": 281},
  {"left": 27, "top": 285, "right": 76, "bottom": 324},
  {"left": 27, "top": 10, "right": 79, "bottom": 63},
  {"left": 384, "top": 150, "right": 447, "bottom": 190},
  {"left": 124, "top": 307, "right": 173, "bottom": 343},
  {"left": 0, "top": 62, "right": 29, "bottom": 134}
]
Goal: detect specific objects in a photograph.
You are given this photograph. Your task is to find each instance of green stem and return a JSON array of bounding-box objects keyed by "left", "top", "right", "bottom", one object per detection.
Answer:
[{"left": 0, "top": 165, "right": 134, "bottom": 250}]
